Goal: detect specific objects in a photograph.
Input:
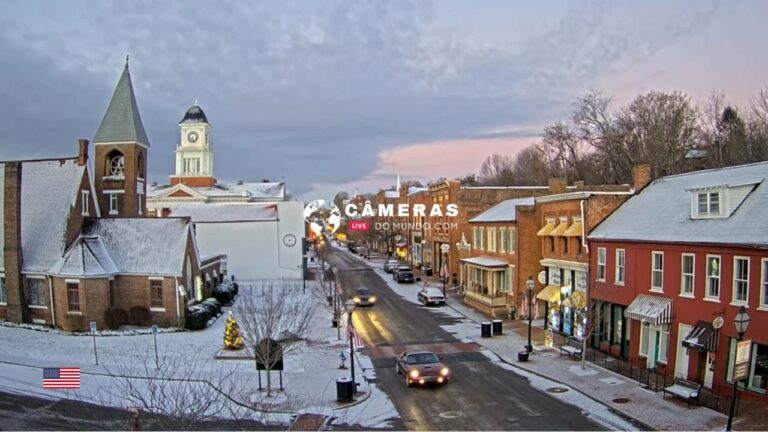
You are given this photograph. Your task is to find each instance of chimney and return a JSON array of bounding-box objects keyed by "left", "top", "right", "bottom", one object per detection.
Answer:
[
  {"left": 633, "top": 164, "right": 652, "bottom": 193},
  {"left": 3, "top": 162, "right": 28, "bottom": 323},
  {"left": 77, "top": 139, "right": 89, "bottom": 166},
  {"left": 548, "top": 178, "right": 567, "bottom": 194}
]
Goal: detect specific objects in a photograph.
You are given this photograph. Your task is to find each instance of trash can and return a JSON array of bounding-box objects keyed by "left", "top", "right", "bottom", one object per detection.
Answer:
[
  {"left": 517, "top": 350, "right": 529, "bottom": 362},
  {"left": 481, "top": 322, "right": 492, "bottom": 338},
  {"left": 336, "top": 377, "right": 353, "bottom": 402},
  {"left": 425, "top": 266, "right": 433, "bottom": 277},
  {"left": 492, "top": 319, "right": 503, "bottom": 335}
]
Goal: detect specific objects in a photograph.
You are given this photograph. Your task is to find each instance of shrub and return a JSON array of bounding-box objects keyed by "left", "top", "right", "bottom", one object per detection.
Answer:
[
  {"left": 185, "top": 309, "right": 211, "bottom": 330},
  {"left": 130, "top": 306, "right": 151, "bottom": 326}
]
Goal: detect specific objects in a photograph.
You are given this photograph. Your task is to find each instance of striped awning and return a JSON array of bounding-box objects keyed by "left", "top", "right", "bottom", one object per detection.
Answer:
[
  {"left": 548, "top": 219, "right": 569, "bottom": 236},
  {"left": 536, "top": 284, "right": 561, "bottom": 302},
  {"left": 624, "top": 294, "right": 673, "bottom": 325},
  {"left": 537, "top": 219, "right": 556, "bottom": 236},
  {"left": 682, "top": 320, "right": 718, "bottom": 352},
  {"left": 563, "top": 220, "right": 583, "bottom": 237}
]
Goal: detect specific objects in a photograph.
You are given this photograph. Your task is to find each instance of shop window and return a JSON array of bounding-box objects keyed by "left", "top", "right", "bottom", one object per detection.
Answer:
[
  {"left": 706, "top": 255, "right": 721, "bottom": 300},
  {"left": 732, "top": 257, "right": 749, "bottom": 305},
  {"left": 596, "top": 248, "right": 606, "bottom": 282},
  {"left": 658, "top": 324, "right": 670, "bottom": 363},
  {"left": 150, "top": 279, "right": 163, "bottom": 307},
  {"left": 615, "top": 249, "right": 625, "bottom": 285},
  {"left": 651, "top": 251, "right": 664, "bottom": 291},
  {"left": 747, "top": 342, "right": 768, "bottom": 394},
  {"left": 681, "top": 254, "right": 695, "bottom": 296},
  {"left": 25, "top": 278, "right": 46, "bottom": 306},
  {"left": 67, "top": 282, "right": 80, "bottom": 311}
]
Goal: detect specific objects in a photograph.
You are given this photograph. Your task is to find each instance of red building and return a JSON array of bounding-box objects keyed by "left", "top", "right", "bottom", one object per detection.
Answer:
[{"left": 588, "top": 162, "right": 768, "bottom": 402}]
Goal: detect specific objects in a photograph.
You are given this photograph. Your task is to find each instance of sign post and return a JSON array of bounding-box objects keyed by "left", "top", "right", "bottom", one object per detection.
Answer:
[
  {"left": 151, "top": 325, "right": 159, "bottom": 370},
  {"left": 89, "top": 321, "right": 98, "bottom": 365}
]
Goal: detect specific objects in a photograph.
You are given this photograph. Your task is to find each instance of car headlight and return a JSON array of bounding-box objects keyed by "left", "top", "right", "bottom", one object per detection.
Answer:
[
  {"left": 409, "top": 369, "right": 419, "bottom": 379},
  {"left": 369, "top": 296, "right": 377, "bottom": 303},
  {"left": 353, "top": 297, "right": 361, "bottom": 303},
  {"left": 440, "top": 367, "right": 450, "bottom": 376}
]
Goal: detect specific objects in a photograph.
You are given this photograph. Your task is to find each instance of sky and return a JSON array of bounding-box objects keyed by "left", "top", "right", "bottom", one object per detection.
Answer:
[{"left": 1, "top": 0, "right": 766, "bottom": 201}]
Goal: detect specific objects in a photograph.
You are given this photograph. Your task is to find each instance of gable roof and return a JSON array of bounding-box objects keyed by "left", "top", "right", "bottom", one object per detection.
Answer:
[
  {"left": 93, "top": 61, "right": 150, "bottom": 147},
  {"left": 0, "top": 159, "right": 87, "bottom": 274},
  {"left": 82, "top": 218, "right": 191, "bottom": 276},
  {"left": 171, "top": 203, "right": 278, "bottom": 223},
  {"left": 50, "top": 236, "right": 118, "bottom": 277},
  {"left": 470, "top": 197, "right": 535, "bottom": 223},
  {"left": 589, "top": 162, "right": 768, "bottom": 247},
  {"left": 147, "top": 181, "right": 286, "bottom": 201}
]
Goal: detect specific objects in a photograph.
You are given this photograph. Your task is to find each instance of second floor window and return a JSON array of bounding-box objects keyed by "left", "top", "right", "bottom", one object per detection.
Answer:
[
  {"left": 733, "top": 257, "right": 749, "bottom": 304},
  {"left": 615, "top": 249, "right": 625, "bottom": 285},
  {"left": 697, "top": 191, "right": 720, "bottom": 216},
  {"left": 652, "top": 252, "right": 664, "bottom": 291},
  {"left": 499, "top": 228, "right": 507, "bottom": 253},
  {"left": 508, "top": 228, "right": 516, "bottom": 253},
  {"left": 487, "top": 228, "right": 496, "bottom": 252},
  {"left": 597, "top": 248, "right": 606, "bottom": 281},
  {"left": 761, "top": 259, "right": 768, "bottom": 308},
  {"left": 707, "top": 256, "right": 721, "bottom": 299},
  {"left": 681, "top": 254, "right": 694, "bottom": 296},
  {"left": 26, "top": 278, "right": 46, "bottom": 306}
]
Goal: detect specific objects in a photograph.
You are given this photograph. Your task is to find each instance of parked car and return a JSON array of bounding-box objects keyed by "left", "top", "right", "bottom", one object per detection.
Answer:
[
  {"left": 418, "top": 287, "right": 445, "bottom": 306},
  {"left": 395, "top": 270, "right": 415, "bottom": 283},
  {"left": 352, "top": 288, "right": 377, "bottom": 306},
  {"left": 395, "top": 351, "right": 450, "bottom": 387},
  {"left": 200, "top": 298, "right": 222, "bottom": 316},
  {"left": 392, "top": 265, "right": 411, "bottom": 280},
  {"left": 383, "top": 260, "right": 400, "bottom": 273}
]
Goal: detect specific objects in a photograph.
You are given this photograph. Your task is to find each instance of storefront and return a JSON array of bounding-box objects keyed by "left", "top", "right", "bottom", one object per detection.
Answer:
[
  {"left": 538, "top": 266, "right": 588, "bottom": 340},
  {"left": 624, "top": 294, "right": 673, "bottom": 369},
  {"left": 459, "top": 256, "right": 513, "bottom": 316},
  {"left": 726, "top": 340, "right": 768, "bottom": 395}
]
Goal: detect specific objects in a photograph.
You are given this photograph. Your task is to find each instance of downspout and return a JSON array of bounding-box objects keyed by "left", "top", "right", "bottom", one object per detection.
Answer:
[
  {"left": 175, "top": 276, "right": 180, "bottom": 328},
  {"left": 48, "top": 277, "right": 56, "bottom": 327},
  {"left": 580, "top": 199, "right": 588, "bottom": 367}
]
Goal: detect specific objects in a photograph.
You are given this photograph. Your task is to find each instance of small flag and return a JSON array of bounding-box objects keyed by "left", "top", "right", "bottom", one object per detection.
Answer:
[
  {"left": 534, "top": 299, "right": 540, "bottom": 319},
  {"left": 346, "top": 319, "right": 364, "bottom": 349},
  {"left": 520, "top": 293, "right": 529, "bottom": 317},
  {"left": 43, "top": 367, "right": 80, "bottom": 389}
]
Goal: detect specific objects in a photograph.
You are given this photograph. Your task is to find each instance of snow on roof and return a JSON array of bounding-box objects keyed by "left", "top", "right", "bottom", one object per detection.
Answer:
[
  {"left": 8, "top": 159, "right": 86, "bottom": 273},
  {"left": 83, "top": 218, "right": 191, "bottom": 276},
  {"left": 384, "top": 190, "right": 399, "bottom": 199},
  {"left": 408, "top": 186, "right": 427, "bottom": 196},
  {"left": 146, "top": 181, "right": 285, "bottom": 201},
  {"left": 589, "top": 162, "right": 768, "bottom": 246},
  {"left": 470, "top": 197, "right": 535, "bottom": 223},
  {"left": 50, "top": 236, "right": 118, "bottom": 277},
  {"left": 460, "top": 256, "right": 510, "bottom": 268},
  {"left": 170, "top": 204, "right": 278, "bottom": 223}
]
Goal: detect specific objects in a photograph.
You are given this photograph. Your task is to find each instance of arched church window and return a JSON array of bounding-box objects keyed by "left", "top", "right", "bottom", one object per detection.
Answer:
[
  {"left": 137, "top": 152, "right": 145, "bottom": 178},
  {"left": 106, "top": 150, "right": 125, "bottom": 177}
]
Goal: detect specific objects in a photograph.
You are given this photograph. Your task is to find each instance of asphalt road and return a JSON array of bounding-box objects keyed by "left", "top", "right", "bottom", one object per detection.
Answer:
[{"left": 328, "top": 248, "right": 604, "bottom": 431}]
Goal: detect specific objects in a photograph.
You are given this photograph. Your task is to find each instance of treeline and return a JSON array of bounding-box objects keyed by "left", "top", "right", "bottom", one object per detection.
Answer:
[{"left": 461, "top": 88, "right": 768, "bottom": 186}]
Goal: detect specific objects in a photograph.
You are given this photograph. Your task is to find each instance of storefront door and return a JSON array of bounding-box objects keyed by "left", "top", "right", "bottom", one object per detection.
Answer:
[{"left": 675, "top": 323, "right": 691, "bottom": 379}]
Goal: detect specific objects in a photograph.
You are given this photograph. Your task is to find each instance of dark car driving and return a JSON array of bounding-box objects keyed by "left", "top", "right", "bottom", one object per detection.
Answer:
[
  {"left": 396, "top": 351, "right": 450, "bottom": 386},
  {"left": 395, "top": 270, "right": 415, "bottom": 283}
]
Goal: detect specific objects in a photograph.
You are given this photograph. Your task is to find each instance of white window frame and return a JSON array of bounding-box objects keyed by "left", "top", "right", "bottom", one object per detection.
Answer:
[
  {"left": 696, "top": 191, "right": 722, "bottom": 217},
  {"left": 597, "top": 247, "right": 606, "bottom": 282},
  {"left": 487, "top": 227, "right": 496, "bottom": 252},
  {"left": 25, "top": 276, "right": 47, "bottom": 307},
  {"left": 498, "top": 227, "right": 507, "bottom": 253},
  {"left": 732, "top": 256, "right": 749, "bottom": 306},
  {"left": 705, "top": 255, "right": 721, "bottom": 301},
  {"left": 81, "top": 190, "right": 90, "bottom": 216},
  {"left": 478, "top": 227, "right": 485, "bottom": 250},
  {"left": 639, "top": 321, "right": 650, "bottom": 357},
  {"left": 0, "top": 273, "right": 6, "bottom": 304},
  {"left": 472, "top": 227, "right": 479, "bottom": 249},
  {"left": 615, "top": 249, "right": 625, "bottom": 285},
  {"left": 109, "top": 193, "right": 118, "bottom": 215},
  {"left": 509, "top": 227, "right": 516, "bottom": 254},
  {"left": 651, "top": 251, "right": 664, "bottom": 292},
  {"left": 761, "top": 258, "right": 768, "bottom": 310},
  {"left": 680, "top": 253, "right": 695, "bottom": 298},
  {"left": 658, "top": 324, "right": 670, "bottom": 363}
]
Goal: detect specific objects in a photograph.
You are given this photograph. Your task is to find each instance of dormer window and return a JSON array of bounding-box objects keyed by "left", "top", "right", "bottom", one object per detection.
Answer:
[{"left": 697, "top": 191, "right": 720, "bottom": 216}]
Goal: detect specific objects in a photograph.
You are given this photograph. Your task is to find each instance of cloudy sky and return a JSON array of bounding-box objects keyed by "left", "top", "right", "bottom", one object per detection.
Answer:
[{"left": 1, "top": 0, "right": 766, "bottom": 201}]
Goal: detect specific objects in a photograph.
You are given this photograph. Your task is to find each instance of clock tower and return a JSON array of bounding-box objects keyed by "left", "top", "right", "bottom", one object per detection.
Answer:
[{"left": 170, "top": 101, "right": 216, "bottom": 187}]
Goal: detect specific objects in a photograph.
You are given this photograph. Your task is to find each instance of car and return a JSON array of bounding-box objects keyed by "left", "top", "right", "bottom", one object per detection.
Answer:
[
  {"left": 383, "top": 260, "right": 400, "bottom": 273},
  {"left": 418, "top": 287, "right": 445, "bottom": 306},
  {"left": 347, "top": 242, "right": 357, "bottom": 253},
  {"left": 352, "top": 288, "right": 377, "bottom": 306},
  {"left": 392, "top": 265, "right": 411, "bottom": 280},
  {"left": 395, "top": 351, "right": 450, "bottom": 386},
  {"left": 395, "top": 270, "right": 415, "bottom": 283}
]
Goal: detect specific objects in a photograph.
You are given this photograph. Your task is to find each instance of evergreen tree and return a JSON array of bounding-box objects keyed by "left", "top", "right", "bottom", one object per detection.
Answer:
[{"left": 223, "top": 312, "right": 244, "bottom": 350}]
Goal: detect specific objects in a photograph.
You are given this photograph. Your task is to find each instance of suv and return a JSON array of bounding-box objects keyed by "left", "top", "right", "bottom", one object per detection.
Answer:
[
  {"left": 383, "top": 260, "right": 400, "bottom": 273},
  {"left": 418, "top": 287, "right": 445, "bottom": 305},
  {"left": 392, "top": 265, "right": 411, "bottom": 280},
  {"left": 395, "top": 270, "right": 415, "bottom": 283}
]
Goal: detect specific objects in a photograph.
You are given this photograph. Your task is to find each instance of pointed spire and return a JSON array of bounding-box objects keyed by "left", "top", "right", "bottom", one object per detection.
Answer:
[
  {"left": 93, "top": 59, "right": 150, "bottom": 147},
  {"left": 396, "top": 172, "right": 401, "bottom": 190},
  {"left": 194, "top": 98, "right": 198, "bottom": 106}
]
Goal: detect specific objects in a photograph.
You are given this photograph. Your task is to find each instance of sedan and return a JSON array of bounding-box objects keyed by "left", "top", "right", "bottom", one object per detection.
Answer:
[
  {"left": 395, "top": 270, "right": 415, "bottom": 283},
  {"left": 417, "top": 287, "right": 445, "bottom": 306},
  {"left": 395, "top": 351, "right": 450, "bottom": 387},
  {"left": 383, "top": 260, "right": 400, "bottom": 273},
  {"left": 392, "top": 265, "right": 411, "bottom": 280},
  {"left": 352, "top": 288, "right": 377, "bottom": 306}
]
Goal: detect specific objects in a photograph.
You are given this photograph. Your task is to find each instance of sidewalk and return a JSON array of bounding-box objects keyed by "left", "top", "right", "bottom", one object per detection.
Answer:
[{"left": 344, "top": 248, "right": 747, "bottom": 431}]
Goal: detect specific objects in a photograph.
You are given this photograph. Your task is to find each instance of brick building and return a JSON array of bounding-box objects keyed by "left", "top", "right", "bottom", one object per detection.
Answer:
[
  {"left": 588, "top": 162, "right": 768, "bottom": 401},
  {"left": 0, "top": 60, "right": 220, "bottom": 331}
]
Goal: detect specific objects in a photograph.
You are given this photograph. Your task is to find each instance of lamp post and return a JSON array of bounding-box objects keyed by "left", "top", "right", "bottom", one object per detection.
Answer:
[
  {"left": 344, "top": 299, "right": 357, "bottom": 392},
  {"left": 726, "top": 306, "right": 751, "bottom": 431},
  {"left": 333, "top": 267, "right": 340, "bottom": 340},
  {"left": 526, "top": 276, "right": 535, "bottom": 353}
]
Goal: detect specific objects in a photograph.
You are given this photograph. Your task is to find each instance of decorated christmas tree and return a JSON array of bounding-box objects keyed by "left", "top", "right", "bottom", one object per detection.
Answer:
[{"left": 223, "top": 312, "right": 244, "bottom": 350}]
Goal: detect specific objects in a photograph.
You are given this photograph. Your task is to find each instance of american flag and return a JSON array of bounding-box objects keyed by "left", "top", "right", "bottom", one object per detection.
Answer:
[
  {"left": 346, "top": 319, "right": 364, "bottom": 349},
  {"left": 43, "top": 367, "right": 80, "bottom": 389}
]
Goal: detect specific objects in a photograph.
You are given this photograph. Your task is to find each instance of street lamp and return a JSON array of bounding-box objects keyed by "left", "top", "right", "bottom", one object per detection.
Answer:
[
  {"left": 526, "top": 276, "right": 535, "bottom": 353},
  {"left": 726, "top": 306, "right": 751, "bottom": 431},
  {"left": 344, "top": 299, "right": 357, "bottom": 393}
]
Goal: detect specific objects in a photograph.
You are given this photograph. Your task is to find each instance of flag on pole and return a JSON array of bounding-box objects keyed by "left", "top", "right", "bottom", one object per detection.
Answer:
[
  {"left": 440, "top": 262, "right": 449, "bottom": 280},
  {"left": 533, "top": 298, "right": 540, "bottom": 319},
  {"left": 520, "top": 293, "right": 529, "bottom": 317},
  {"left": 43, "top": 367, "right": 80, "bottom": 389},
  {"left": 346, "top": 319, "right": 364, "bottom": 349}
]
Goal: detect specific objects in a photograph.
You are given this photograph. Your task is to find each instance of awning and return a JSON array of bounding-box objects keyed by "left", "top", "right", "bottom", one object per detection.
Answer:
[
  {"left": 537, "top": 220, "right": 556, "bottom": 236},
  {"left": 536, "top": 284, "right": 561, "bottom": 302},
  {"left": 549, "top": 220, "right": 570, "bottom": 236},
  {"left": 624, "top": 294, "right": 673, "bottom": 325},
  {"left": 395, "top": 241, "right": 407, "bottom": 248},
  {"left": 682, "top": 320, "right": 718, "bottom": 352},
  {"left": 460, "top": 256, "right": 509, "bottom": 268},
  {"left": 563, "top": 220, "right": 583, "bottom": 237}
]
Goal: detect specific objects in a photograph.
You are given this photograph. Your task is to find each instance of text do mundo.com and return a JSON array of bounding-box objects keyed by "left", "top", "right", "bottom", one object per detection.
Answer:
[{"left": 348, "top": 221, "right": 458, "bottom": 231}]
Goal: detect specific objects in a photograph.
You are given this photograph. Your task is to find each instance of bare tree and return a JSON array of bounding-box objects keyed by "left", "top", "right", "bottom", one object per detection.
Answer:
[
  {"left": 747, "top": 87, "right": 768, "bottom": 162},
  {"left": 537, "top": 121, "right": 586, "bottom": 181},
  {"left": 511, "top": 146, "right": 550, "bottom": 185},
  {"left": 235, "top": 282, "right": 315, "bottom": 397},
  {"left": 478, "top": 153, "right": 515, "bottom": 185}
]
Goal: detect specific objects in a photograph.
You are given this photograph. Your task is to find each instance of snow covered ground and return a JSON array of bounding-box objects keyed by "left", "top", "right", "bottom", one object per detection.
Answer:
[{"left": 0, "top": 279, "right": 398, "bottom": 429}]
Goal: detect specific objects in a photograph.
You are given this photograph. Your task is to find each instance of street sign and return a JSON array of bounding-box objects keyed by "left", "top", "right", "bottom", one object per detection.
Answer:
[
  {"left": 440, "top": 244, "right": 450, "bottom": 253},
  {"left": 151, "top": 325, "right": 158, "bottom": 334},
  {"left": 733, "top": 340, "right": 752, "bottom": 381},
  {"left": 89, "top": 321, "right": 97, "bottom": 333},
  {"left": 712, "top": 316, "right": 724, "bottom": 329},
  {"left": 733, "top": 362, "right": 750, "bottom": 381}
]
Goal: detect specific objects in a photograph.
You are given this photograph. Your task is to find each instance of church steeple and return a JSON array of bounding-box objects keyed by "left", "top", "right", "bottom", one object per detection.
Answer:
[{"left": 93, "top": 57, "right": 150, "bottom": 147}]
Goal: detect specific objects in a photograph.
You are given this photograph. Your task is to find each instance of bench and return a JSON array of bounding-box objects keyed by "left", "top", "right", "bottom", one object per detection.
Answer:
[
  {"left": 663, "top": 378, "right": 701, "bottom": 407},
  {"left": 559, "top": 337, "right": 584, "bottom": 359}
]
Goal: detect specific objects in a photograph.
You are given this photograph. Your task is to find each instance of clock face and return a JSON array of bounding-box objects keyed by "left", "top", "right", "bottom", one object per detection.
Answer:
[
  {"left": 187, "top": 131, "right": 199, "bottom": 143},
  {"left": 283, "top": 233, "right": 297, "bottom": 247}
]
